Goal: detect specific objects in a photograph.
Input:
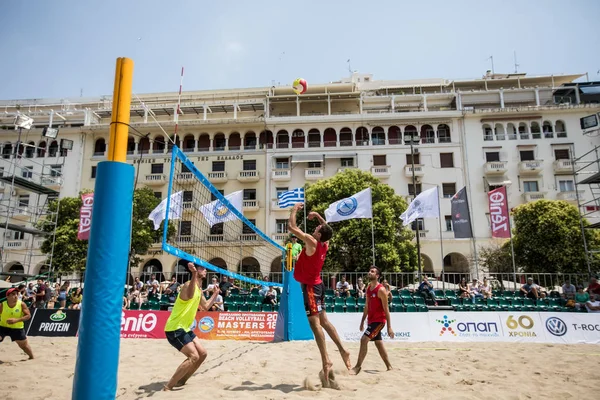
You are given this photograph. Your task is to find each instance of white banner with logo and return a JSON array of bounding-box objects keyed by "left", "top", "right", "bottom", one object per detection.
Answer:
[{"left": 324, "top": 312, "right": 600, "bottom": 344}]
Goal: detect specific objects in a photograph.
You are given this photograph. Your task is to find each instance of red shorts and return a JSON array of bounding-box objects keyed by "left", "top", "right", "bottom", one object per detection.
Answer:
[
  {"left": 301, "top": 282, "right": 325, "bottom": 316},
  {"left": 364, "top": 322, "right": 385, "bottom": 341}
]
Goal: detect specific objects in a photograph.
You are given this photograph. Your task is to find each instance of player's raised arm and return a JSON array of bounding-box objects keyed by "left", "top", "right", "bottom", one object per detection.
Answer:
[{"left": 289, "top": 204, "right": 316, "bottom": 248}]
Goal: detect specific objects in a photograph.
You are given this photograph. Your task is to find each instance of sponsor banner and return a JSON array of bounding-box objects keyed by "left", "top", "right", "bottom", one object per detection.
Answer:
[
  {"left": 326, "top": 313, "right": 431, "bottom": 342},
  {"left": 488, "top": 186, "right": 510, "bottom": 238},
  {"left": 498, "top": 313, "right": 547, "bottom": 342},
  {"left": 451, "top": 187, "right": 473, "bottom": 238},
  {"left": 27, "top": 309, "right": 80, "bottom": 337},
  {"left": 120, "top": 310, "right": 169, "bottom": 339},
  {"left": 430, "top": 312, "right": 502, "bottom": 341},
  {"left": 192, "top": 312, "right": 277, "bottom": 341},
  {"left": 78, "top": 192, "right": 94, "bottom": 240},
  {"left": 542, "top": 313, "right": 600, "bottom": 344}
]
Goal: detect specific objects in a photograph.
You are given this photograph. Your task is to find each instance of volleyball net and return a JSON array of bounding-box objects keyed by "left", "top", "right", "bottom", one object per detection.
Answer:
[{"left": 162, "top": 146, "right": 285, "bottom": 287}]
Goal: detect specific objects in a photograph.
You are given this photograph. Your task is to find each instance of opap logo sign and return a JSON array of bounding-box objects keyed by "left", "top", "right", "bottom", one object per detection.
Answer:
[
  {"left": 505, "top": 315, "right": 537, "bottom": 337},
  {"left": 546, "top": 317, "right": 567, "bottom": 337}
]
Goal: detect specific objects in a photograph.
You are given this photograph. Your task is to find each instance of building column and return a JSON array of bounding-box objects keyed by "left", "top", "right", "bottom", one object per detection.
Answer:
[
  {"left": 203, "top": 106, "right": 208, "bottom": 121},
  {"left": 456, "top": 92, "right": 463, "bottom": 110},
  {"left": 327, "top": 95, "right": 331, "bottom": 115},
  {"left": 194, "top": 135, "right": 199, "bottom": 152},
  {"left": 296, "top": 97, "right": 300, "bottom": 116},
  {"left": 391, "top": 95, "right": 395, "bottom": 112},
  {"left": 423, "top": 95, "right": 428, "bottom": 111},
  {"left": 499, "top": 89, "right": 505, "bottom": 109},
  {"left": 233, "top": 103, "right": 238, "bottom": 120},
  {"left": 575, "top": 84, "right": 581, "bottom": 104},
  {"left": 534, "top": 88, "right": 540, "bottom": 106}
]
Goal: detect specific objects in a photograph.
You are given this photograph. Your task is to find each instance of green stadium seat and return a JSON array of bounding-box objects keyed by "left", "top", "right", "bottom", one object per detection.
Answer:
[
  {"left": 413, "top": 297, "right": 426, "bottom": 306},
  {"left": 261, "top": 304, "right": 272, "bottom": 312},
  {"left": 250, "top": 288, "right": 259, "bottom": 295},
  {"left": 149, "top": 303, "right": 160, "bottom": 311},
  {"left": 502, "top": 290, "right": 514, "bottom": 298},
  {"left": 391, "top": 289, "right": 400, "bottom": 297},
  {"left": 345, "top": 298, "right": 358, "bottom": 312},
  {"left": 334, "top": 297, "right": 346, "bottom": 306},
  {"left": 418, "top": 305, "right": 429, "bottom": 312},
  {"left": 434, "top": 290, "right": 445, "bottom": 299},
  {"left": 405, "top": 305, "right": 417, "bottom": 312},
  {"left": 230, "top": 288, "right": 240, "bottom": 295},
  {"left": 445, "top": 290, "right": 457, "bottom": 299},
  {"left": 450, "top": 298, "right": 461, "bottom": 307},
  {"left": 400, "top": 290, "right": 412, "bottom": 299},
  {"left": 251, "top": 304, "right": 262, "bottom": 312},
  {"left": 273, "top": 304, "right": 279, "bottom": 312},
  {"left": 391, "top": 304, "right": 405, "bottom": 312},
  {"left": 325, "top": 289, "right": 335, "bottom": 297},
  {"left": 325, "top": 297, "right": 334, "bottom": 306},
  {"left": 129, "top": 302, "right": 140, "bottom": 310},
  {"left": 357, "top": 297, "right": 366, "bottom": 306},
  {"left": 226, "top": 304, "right": 239, "bottom": 312},
  {"left": 334, "top": 304, "right": 345, "bottom": 313},
  {"left": 239, "top": 304, "right": 250, "bottom": 312}
]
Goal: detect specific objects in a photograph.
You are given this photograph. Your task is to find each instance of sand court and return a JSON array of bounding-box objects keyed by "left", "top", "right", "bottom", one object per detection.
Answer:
[{"left": 0, "top": 337, "right": 598, "bottom": 399}]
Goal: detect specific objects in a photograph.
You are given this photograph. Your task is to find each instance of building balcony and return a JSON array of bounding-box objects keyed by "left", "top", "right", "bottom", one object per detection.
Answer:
[
  {"left": 557, "top": 191, "right": 582, "bottom": 203},
  {"left": 305, "top": 168, "right": 324, "bottom": 180},
  {"left": 272, "top": 169, "right": 291, "bottom": 181},
  {"left": 208, "top": 171, "right": 227, "bottom": 183},
  {"left": 12, "top": 207, "right": 31, "bottom": 220},
  {"left": 5, "top": 239, "right": 26, "bottom": 249},
  {"left": 372, "top": 166, "right": 391, "bottom": 178},
  {"left": 518, "top": 160, "right": 543, "bottom": 175},
  {"left": 206, "top": 234, "right": 224, "bottom": 243},
  {"left": 240, "top": 233, "right": 259, "bottom": 242},
  {"left": 405, "top": 195, "right": 415, "bottom": 203},
  {"left": 553, "top": 160, "right": 573, "bottom": 175},
  {"left": 35, "top": 239, "right": 45, "bottom": 248},
  {"left": 485, "top": 161, "right": 508, "bottom": 175},
  {"left": 237, "top": 170, "right": 259, "bottom": 182},
  {"left": 404, "top": 164, "right": 424, "bottom": 178},
  {"left": 337, "top": 167, "right": 356, "bottom": 173},
  {"left": 272, "top": 233, "right": 288, "bottom": 243},
  {"left": 182, "top": 201, "right": 195, "bottom": 213},
  {"left": 522, "top": 192, "right": 546, "bottom": 202},
  {"left": 176, "top": 172, "right": 195, "bottom": 184},
  {"left": 143, "top": 173, "right": 166, "bottom": 186},
  {"left": 41, "top": 176, "right": 62, "bottom": 190},
  {"left": 243, "top": 200, "right": 259, "bottom": 211}
]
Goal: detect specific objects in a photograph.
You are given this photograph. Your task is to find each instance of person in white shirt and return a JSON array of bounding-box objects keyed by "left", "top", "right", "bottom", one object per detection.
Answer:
[
  {"left": 480, "top": 278, "right": 492, "bottom": 299},
  {"left": 336, "top": 275, "right": 351, "bottom": 298},
  {"left": 204, "top": 276, "right": 219, "bottom": 295},
  {"left": 585, "top": 294, "right": 600, "bottom": 313},
  {"left": 470, "top": 279, "right": 484, "bottom": 304}
]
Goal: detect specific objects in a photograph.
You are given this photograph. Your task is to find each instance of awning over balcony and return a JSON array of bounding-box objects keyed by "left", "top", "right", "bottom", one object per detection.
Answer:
[
  {"left": 485, "top": 176, "right": 512, "bottom": 186},
  {"left": 291, "top": 154, "right": 324, "bottom": 163},
  {"left": 324, "top": 153, "right": 357, "bottom": 159}
]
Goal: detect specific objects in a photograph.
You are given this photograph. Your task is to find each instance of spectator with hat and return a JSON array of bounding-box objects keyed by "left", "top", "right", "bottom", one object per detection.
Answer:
[{"left": 0, "top": 287, "right": 34, "bottom": 359}]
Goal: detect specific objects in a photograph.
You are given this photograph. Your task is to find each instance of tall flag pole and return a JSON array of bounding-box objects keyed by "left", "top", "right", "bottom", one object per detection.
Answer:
[
  {"left": 451, "top": 186, "right": 478, "bottom": 279},
  {"left": 436, "top": 185, "right": 445, "bottom": 291},
  {"left": 174, "top": 66, "right": 184, "bottom": 144}
]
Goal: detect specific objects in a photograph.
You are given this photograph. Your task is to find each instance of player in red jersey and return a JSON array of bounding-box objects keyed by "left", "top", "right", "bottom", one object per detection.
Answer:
[
  {"left": 288, "top": 203, "right": 351, "bottom": 386},
  {"left": 350, "top": 266, "right": 394, "bottom": 375}
]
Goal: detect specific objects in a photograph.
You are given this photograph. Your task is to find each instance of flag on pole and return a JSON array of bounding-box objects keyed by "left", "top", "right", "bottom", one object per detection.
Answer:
[
  {"left": 277, "top": 187, "right": 304, "bottom": 208},
  {"left": 451, "top": 187, "right": 473, "bottom": 238},
  {"left": 199, "top": 190, "right": 243, "bottom": 227},
  {"left": 325, "top": 188, "right": 372, "bottom": 223},
  {"left": 400, "top": 187, "right": 439, "bottom": 226},
  {"left": 148, "top": 191, "right": 184, "bottom": 230},
  {"left": 488, "top": 186, "right": 510, "bottom": 238},
  {"left": 77, "top": 192, "right": 94, "bottom": 240}
]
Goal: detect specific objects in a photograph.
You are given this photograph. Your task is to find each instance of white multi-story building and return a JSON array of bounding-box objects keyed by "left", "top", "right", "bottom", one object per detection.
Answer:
[{"left": 1, "top": 71, "right": 599, "bottom": 281}]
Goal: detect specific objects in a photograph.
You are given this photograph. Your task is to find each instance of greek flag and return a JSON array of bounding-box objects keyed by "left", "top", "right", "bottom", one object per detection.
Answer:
[{"left": 278, "top": 188, "right": 304, "bottom": 208}]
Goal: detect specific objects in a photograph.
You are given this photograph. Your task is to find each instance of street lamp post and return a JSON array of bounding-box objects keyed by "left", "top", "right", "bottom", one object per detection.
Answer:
[{"left": 406, "top": 134, "right": 422, "bottom": 281}]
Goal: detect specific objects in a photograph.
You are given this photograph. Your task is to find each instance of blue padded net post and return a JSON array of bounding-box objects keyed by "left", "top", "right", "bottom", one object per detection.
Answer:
[
  {"left": 274, "top": 269, "right": 313, "bottom": 342},
  {"left": 72, "top": 161, "right": 134, "bottom": 400}
]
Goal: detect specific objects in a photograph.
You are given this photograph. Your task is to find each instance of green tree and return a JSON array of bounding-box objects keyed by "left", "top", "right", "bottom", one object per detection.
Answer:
[
  {"left": 39, "top": 188, "right": 174, "bottom": 274},
  {"left": 512, "top": 200, "right": 600, "bottom": 274},
  {"left": 303, "top": 169, "right": 417, "bottom": 273},
  {"left": 477, "top": 241, "right": 513, "bottom": 275}
]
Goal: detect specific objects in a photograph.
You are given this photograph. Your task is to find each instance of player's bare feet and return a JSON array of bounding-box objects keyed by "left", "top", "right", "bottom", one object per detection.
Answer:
[
  {"left": 320, "top": 361, "right": 334, "bottom": 387},
  {"left": 386, "top": 366, "right": 393, "bottom": 371},
  {"left": 341, "top": 349, "right": 351, "bottom": 370},
  {"left": 162, "top": 385, "right": 172, "bottom": 391},
  {"left": 349, "top": 366, "right": 361, "bottom": 375}
]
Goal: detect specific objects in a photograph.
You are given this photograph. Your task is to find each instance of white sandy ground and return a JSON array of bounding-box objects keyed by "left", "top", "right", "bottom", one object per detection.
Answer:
[{"left": 0, "top": 337, "right": 598, "bottom": 399}]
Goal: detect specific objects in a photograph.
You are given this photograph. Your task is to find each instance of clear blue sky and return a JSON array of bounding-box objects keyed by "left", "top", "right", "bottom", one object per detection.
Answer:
[{"left": 1, "top": 0, "right": 599, "bottom": 100}]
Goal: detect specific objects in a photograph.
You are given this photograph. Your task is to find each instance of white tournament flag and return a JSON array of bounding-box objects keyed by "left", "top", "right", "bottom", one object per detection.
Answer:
[
  {"left": 148, "top": 191, "right": 184, "bottom": 230},
  {"left": 325, "top": 188, "right": 372, "bottom": 223},
  {"left": 199, "top": 190, "right": 243, "bottom": 227},
  {"left": 400, "top": 186, "right": 439, "bottom": 226}
]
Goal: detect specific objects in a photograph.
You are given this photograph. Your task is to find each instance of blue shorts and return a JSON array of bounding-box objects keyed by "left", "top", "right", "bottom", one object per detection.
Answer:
[{"left": 165, "top": 329, "right": 196, "bottom": 352}]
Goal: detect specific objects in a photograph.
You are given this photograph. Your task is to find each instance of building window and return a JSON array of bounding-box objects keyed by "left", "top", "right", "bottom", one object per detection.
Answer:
[
  {"left": 181, "top": 163, "right": 191, "bottom": 173},
  {"left": 49, "top": 165, "right": 62, "bottom": 177},
  {"left": 212, "top": 161, "right": 225, "bottom": 172},
  {"left": 554, "top": 149, "right": 570, "bottom": 160},
  {"left": 440, "top": 153, "right": 454, "bottom": 168},
  {"left": 151, "top": 163, "right": 164, "bottom": 174},
  {"left": 21, "top": 166, "right": 33, "bottom": 179},
  {"left": 340, "top": 158, "right": 354, "bottom": 167},
  {"left": 183, "top": 191, "right": 193, "bottom": 202},
  {"left": 214, "top": 137, "right": 226, "bottom": 150},
  {"left": 406, "top": 153, "right": 420, "bottom": 164},
  {"left": 91, "top": 166, "right": 97, "bottom": 179},
  {"left": 210, "top": 222, "right": 224, "bottom": 235},
  {"left": 408, "top": 183, "right": 422, "bottom": 196},
  {"left": 520, "top": 150, "right": 535, "bottom": 161},
  {"left": 411, "top": 218, "right": 425, "bottom": 231},
  {"left": 275, "top": 158, "right": 289, "bottom": 169},
  {"left": 243, "top": 219, "right": 256, "bottom": 234},
  {"left": 18, "top": 195, "right": 29, "bottom": 208},
  {"left": 276, "top": 219, "right": 288, "bottom": 234},
  {"left": 442, "top": 183, "right": 456, "bottom": 198},
  {"left": 307, "top": 161, "right": 322, "bottom": 168},
  {"left": 243, "top": 160, "right": 256, "bottom": 170},
  {"left": 485, "top": 152, "right": 500, "bottom": 162},
  {"left": 445, "top": 215, "right": 453, "bottom": 231},
  {"left": 243, "top": 189, "right": 256, "bottom": 200},
  {"left": 276, "top": 187, "right": 288, "bottom": 199},
  {"left": 523, "top": 181, "right": 539, "bottom": 192},
  {"left": 153, "top": 191, "right": 162, "bottom": 199},
  {"left": 179, "top": 221, "right": 192, "bottom": 236},
  {"left": 210, "top": 189, "right": 225, "bottom": 201},
  {"left": 373, "top": 155, "right": 387, "bottom": 166},
  {"left": 558, "top": 180, "right": 574, "bottom": 192}
]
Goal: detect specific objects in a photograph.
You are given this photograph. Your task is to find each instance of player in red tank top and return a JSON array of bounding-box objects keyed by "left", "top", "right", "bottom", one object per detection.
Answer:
[
  {"left": 350, "top": 266, "right": 394, "bottom": 375},
  {"left": 288, "top": 203, "right": 351, "bottom": 387}
]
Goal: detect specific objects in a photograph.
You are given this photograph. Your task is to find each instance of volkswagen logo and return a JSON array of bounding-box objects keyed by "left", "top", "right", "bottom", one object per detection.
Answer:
[
  {"left": 545, "top": 317, "right": 567, "bottom": 337},
  {"left": 336, "top": 197, "right": 358, "bottom": 216}
]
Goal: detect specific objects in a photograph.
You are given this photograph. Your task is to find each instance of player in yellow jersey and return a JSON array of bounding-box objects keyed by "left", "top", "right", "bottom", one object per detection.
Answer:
[
  {"left": 0, "top": 287, "right": 34, "bottom": 359},
  {"left": 163, "top": 262, "right": 221, "bottom": 391}
]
